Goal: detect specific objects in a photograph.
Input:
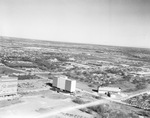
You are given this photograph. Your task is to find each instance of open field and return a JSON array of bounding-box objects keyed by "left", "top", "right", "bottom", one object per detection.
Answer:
[{"left": 0, "top": 90, "right": 97, "bottom": 118}]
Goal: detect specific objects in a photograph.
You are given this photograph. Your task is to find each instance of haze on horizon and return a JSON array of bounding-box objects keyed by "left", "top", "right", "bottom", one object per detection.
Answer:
[{"left": 0, "top": 0, "right": 150, "bottom": 48}]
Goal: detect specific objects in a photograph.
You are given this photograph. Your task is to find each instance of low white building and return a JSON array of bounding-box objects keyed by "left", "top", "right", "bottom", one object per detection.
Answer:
[{"left": 97, "top": 86, "right": 121, "bottom": 94}]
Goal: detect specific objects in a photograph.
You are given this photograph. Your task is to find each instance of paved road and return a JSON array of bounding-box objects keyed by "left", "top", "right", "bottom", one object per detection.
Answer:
[
  {"left": 4, "top": 65, "right": 26, "bottom": 73},
  {"left": 121, "top": 91, "right": 150, "bottom": 101},
  {"left": 32, "top": 72, "right": 50, "bottom": 74},
  {"left": 36, "top": 99, "right": 108, "bottom": 118},
  {"left": 4, "top": 65, "right": 50, "bottom": 74}
]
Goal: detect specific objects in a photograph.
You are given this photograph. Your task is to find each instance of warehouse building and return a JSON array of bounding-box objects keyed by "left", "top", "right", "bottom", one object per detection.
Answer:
[
  {"left": 53, "top": 75, "right": 76, "bottom": 93},
  {"left": 97, "top": 86, "right": 121, "bottom": 94},
  {"left": 0, "top": 75, "right": 18, "bottom": 98}
]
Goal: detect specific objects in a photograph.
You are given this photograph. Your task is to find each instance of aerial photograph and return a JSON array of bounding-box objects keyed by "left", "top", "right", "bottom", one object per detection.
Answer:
[{"left": 0, "top": 0, "right": 150, "bottom": 118}]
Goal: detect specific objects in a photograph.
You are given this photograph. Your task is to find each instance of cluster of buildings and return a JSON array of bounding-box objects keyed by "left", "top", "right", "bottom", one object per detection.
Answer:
[
  {"left": 52, "top": 75, "right": 122, "bottom": 97},
  {"left": 0, "top": 74, "right": 77, "bottom": 100},
  {"left": 0, "top": 73, "right": 122, "bottom": 100}
]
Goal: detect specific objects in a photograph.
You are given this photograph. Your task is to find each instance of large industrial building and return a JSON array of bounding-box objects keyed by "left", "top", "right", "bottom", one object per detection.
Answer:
[
  {"left": 0, "top": 75, "right": 18, "bottom": 97},
  {"left": 53, "top": 76, "right": 76, "bottom": 93}
]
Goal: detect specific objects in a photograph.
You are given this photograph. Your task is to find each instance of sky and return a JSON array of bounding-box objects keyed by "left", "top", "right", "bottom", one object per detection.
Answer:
[{"left": 0, "top": 0, "right": 150, "bottom": 48}]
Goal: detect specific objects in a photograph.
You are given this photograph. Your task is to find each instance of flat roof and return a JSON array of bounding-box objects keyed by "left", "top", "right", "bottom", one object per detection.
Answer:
[{"left": 98, "top": 87, "right": 121, "bottom": 92}]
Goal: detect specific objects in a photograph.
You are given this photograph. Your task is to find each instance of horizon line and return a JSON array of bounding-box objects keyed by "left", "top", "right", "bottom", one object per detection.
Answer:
[{"left": 0, "top": 35, "right": 150, "bottom": 49}]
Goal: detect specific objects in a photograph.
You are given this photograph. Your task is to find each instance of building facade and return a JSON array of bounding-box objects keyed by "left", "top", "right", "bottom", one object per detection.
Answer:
[
  {"left": 97, "top": 86, "right": 121, "bottom": 94},
  {"left": 0, "top": 75, "right": 18, "bottom": 97},
  {"left": 53, "top": 76, "right": 76, "bottom": 92}
]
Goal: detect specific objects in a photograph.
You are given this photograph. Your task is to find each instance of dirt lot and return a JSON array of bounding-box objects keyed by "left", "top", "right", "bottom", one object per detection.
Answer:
[{"left": 0, "top": 90, "right": 95, "bottom": 118}]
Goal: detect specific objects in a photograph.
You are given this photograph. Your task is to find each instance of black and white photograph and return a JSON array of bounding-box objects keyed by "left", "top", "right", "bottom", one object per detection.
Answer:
[{"left": 0, "top": 0, "right": 150, "bottom": 118}]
